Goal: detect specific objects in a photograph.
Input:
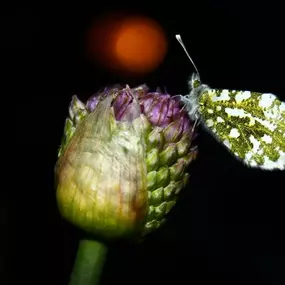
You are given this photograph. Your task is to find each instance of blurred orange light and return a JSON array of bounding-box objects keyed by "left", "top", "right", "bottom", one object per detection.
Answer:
[
  {"left": 86, "top": 13, "right": 168, "bottom": 76},
  {"left": 114, "top": 16, "right": 168, "bottom": 74}
]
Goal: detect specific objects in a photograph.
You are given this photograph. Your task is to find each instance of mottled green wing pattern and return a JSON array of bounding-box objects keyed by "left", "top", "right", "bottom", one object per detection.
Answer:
[{"left": 198, "top": 89, "right": 285, "bottom": 170}]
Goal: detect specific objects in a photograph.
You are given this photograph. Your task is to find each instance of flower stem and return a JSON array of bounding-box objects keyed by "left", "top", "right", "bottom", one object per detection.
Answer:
[{"left": 69, "top": 239, "right": 108, "bottom": 285}]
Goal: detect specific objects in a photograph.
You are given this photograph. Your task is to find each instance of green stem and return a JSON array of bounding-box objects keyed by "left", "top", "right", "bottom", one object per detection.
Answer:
[{"left": 69, "top": 239, "right": 108, "bottom": 285}]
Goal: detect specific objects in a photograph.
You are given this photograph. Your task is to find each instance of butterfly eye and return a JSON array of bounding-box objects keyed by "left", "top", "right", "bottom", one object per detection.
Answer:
[{"left": 193, "top": 80, "right": 201, "bottom": 88}]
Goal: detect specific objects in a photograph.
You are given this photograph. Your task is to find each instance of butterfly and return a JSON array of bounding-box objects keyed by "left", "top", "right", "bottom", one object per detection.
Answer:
[{"left": 176, "top": 34, "right": 285, "bottom": 170}]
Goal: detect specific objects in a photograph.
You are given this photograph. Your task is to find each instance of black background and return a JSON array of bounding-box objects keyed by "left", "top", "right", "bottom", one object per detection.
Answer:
[{"left": 2, "top": 1, "right": 285, "bottom": 284}]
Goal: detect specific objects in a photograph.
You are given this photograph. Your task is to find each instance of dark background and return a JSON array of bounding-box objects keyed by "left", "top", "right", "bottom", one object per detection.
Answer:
[{"left": 2, "top": 1, "right": 285, "bottom": 284}]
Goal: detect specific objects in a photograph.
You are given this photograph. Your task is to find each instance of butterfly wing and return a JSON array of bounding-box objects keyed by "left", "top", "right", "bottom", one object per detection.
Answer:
[{"left": 198, "top": 89, "right": 285, "bottom": 170}]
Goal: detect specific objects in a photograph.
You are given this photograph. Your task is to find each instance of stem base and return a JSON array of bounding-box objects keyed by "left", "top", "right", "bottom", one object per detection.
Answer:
[{"left": 69, "top": 239, "right": 108, "bottom": 285}]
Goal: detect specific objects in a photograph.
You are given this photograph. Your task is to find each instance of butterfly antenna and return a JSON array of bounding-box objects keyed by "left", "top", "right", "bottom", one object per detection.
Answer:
[{"left": 175, "top": 34, "right": 200, "bottom": 80}]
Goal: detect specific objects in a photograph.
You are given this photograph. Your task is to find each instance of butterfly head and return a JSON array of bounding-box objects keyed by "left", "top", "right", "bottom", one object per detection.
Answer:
[
  {"left": 175, "top": 34, "right": 209, "bottom": 121},
  {"left": 190, "top": 73, "right": 202, "bottom": 90},
  {"left": 180, "top": 73, "right": 208, "bottom": 121}
]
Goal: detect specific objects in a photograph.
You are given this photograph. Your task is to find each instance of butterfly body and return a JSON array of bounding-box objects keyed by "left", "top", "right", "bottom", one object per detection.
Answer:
[{"left": 180, "top": 73, "right": 285, "bottom": 170}]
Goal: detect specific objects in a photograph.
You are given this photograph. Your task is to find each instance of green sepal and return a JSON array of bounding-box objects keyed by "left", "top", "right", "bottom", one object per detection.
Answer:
[
  {"left": 57, "top": 96, "right": 88, "bottom": 158},
  {"left": 159, "top": 144, "right": 177, "bottom": 166},
  {"left": 69, "top": 95, "right": 87, "bottom": 124},
  {"left": 146, "top": 148, "right": 159, "bottom": 171},
  {"left": 146, "top": 127, "right": 164, "bottom": 151}
]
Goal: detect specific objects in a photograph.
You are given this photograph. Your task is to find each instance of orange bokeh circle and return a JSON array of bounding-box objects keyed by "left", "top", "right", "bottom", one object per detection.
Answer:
[
  {"left": 113, "top": 16, "right": 168, "bottom": 74},
  {"left": 86, "top": 13, "right": 168, "bottom": 75}
]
